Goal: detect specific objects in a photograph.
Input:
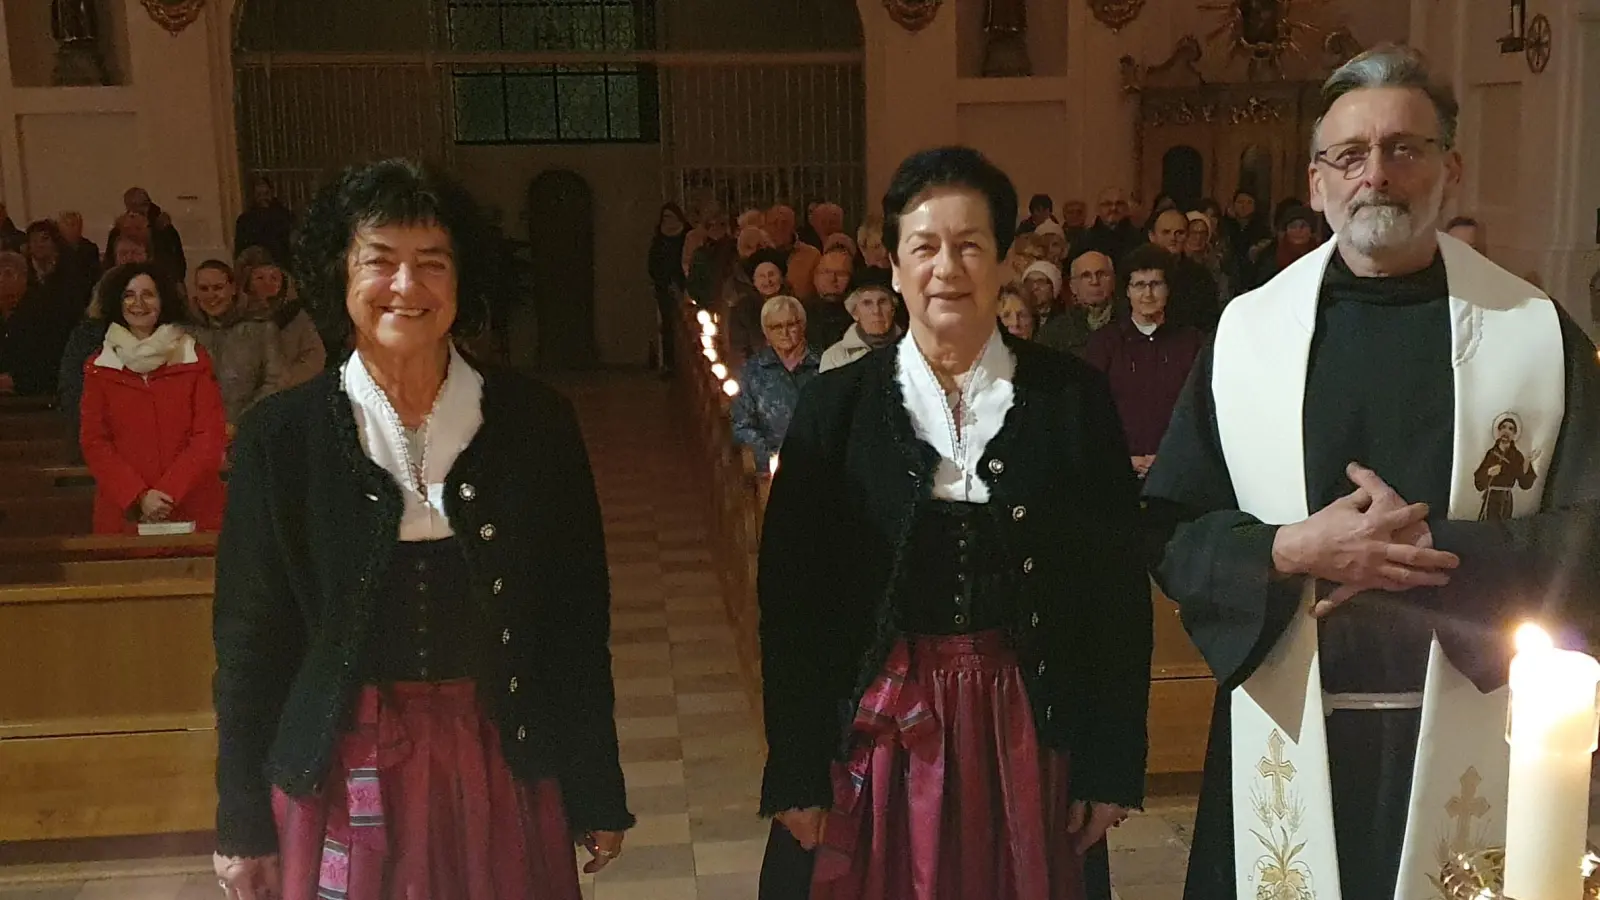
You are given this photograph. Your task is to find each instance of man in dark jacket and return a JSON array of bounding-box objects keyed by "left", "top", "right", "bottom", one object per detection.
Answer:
[
  {"left": 56, "top": 211, "right": 101, "bottom": 283},
  {"left": 1147, "top": 209, "right": 1221, "bottom": 331},
  {"left": 1074, "top": 187, "right": 1143, "bottom": 265},
  {"left": 106, "top": 187, "right": 186, "bottom": 279},
  {"left": 234, "top": 176, "right": 295, "bottom": 264}
]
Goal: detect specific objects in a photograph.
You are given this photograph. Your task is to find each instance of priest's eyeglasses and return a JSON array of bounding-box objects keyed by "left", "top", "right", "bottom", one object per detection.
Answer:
[{"left": 1313, "top": 135, "right": 1442, "bottom": 178}]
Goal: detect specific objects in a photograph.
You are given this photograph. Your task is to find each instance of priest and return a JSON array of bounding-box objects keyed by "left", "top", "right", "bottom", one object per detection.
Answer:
[{"left": 1144, "top": 45, "right": 1600, "bottom": 900}]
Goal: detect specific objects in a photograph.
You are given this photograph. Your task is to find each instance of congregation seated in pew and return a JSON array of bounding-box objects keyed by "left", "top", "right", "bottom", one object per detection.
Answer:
[{"left": 79, "top": 262, "right": 226, "bottom": 534}]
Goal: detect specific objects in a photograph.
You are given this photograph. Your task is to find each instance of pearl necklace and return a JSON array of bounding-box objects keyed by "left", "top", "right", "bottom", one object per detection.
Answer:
[
  {"left": 348, "top": 362, "right": 448, "bottom": 500},
  {"left": 913, "top": 332, "right": 993, "bottom": 498}
]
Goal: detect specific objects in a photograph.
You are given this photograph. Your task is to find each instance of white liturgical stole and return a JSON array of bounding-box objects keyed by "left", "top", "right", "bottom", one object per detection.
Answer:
[{"left": 1210, "top": 234, "right": 1565, "bottom": 900}]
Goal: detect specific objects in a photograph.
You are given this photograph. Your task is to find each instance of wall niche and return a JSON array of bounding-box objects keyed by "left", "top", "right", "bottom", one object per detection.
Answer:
[{"left": 7, "top": 0, "right": 129, "bottom": 88}]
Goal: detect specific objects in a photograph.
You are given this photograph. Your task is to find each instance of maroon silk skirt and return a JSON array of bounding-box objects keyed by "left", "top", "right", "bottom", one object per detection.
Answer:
[
  {"left": 811, "top": 631, "right": 1085, "bottom": 900},
  {"left": 272, "top": 680, "right": 581, "bottom": 900}
]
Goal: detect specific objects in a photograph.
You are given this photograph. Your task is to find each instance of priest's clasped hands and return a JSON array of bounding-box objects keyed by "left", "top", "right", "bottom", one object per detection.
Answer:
[{"left": 1270, "top": 462, "right": 1462, "bottom": 617}]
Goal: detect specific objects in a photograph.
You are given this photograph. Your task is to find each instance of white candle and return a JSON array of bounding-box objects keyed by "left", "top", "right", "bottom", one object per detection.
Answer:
[
  {"left": 768, "top": 453, "right": 780, "bottom": 477},
  {"left": 1505, "top": 623, "right": 1600, "bottom": 900}
]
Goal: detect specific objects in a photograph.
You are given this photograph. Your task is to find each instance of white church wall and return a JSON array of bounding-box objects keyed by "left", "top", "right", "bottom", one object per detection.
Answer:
[{"left": 0, "top": 0, "right": 237, "bottom": 275}]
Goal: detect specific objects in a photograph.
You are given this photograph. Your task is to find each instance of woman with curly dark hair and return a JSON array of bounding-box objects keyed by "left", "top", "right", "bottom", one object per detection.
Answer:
[
  {"left": 80, "top": 261, "right": 226, "bottom": 533},
  {"left": 212, "top": 159, "right": 632, "bottom": 900}
]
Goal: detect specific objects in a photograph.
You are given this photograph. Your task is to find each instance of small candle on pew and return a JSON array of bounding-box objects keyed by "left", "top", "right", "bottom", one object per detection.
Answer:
[
  {"left": 1504, "top": 623, "right": 1600, "bottom": 900},
  {"left": 703, "top": 320, "right": 719, "bottom": 337},
  {"left": 768, "top": 453, "right": 779, "bottom": 477},
  {"left": 700, "top": 334, "right": 716, "bottom": 350},
  {"left": 703, "top": 347, "right": 719, "bottom": 363},
  {"left": 696, "top": 309, "right": 712, "bottom": 327},
  {"left": 711, "top": 362, "right": 728, "bottom": 380},
  {"left": 722, "top": 380, "right": 740, "bottom": 397}
]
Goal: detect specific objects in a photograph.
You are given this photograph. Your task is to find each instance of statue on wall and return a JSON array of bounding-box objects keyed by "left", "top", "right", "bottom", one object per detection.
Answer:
[
  {"left": 884, "top": 0, "right": 941, "bottom": 33},
  {"left": 50, "top": 0, "right": 108, "bottom": 86},
  {"left": 1120, "top": 35, "right": 1206, "bottom": 94},
  {"left": 981, "top": 0, "right": 1031, "bottom": 77}
]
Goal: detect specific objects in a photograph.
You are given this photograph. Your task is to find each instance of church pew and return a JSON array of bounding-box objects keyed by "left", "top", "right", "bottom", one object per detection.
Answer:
[
  {"left": 0, "top": 437, "right": 74, "bottom": 464},
  {"left": 1147, "top": 584, "right": 1216, "bottom": 775},
  {"left": 0, "top": 493, "right": 94, "bottom": 537},
  {"left": 0, "top": 568, "right": 216, "bottom": 841},
  {"left": 0, "top": 395, "right": 54, "bottom": 414},
  {"left": 0, "top": 412, "right": 70, "bottom": 442},
  {"left": 0, "top": 464, "right": 93, "bottom": 496},
  {"left": 0, "top": 532, "right": 217, "bottom": 564}
]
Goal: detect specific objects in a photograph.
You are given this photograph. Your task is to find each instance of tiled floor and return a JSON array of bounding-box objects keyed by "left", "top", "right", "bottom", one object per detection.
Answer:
[{"left": 0, "top": 374, "right": 1194, "bottom": 899}]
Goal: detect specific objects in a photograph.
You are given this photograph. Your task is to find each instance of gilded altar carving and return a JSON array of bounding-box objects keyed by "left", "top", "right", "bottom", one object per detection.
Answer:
[
  {"left": 884, "top": 0, "right": 941, "bottom": 33},
  {"left": 1087, "top": 0, "right": 1147, "bottom": 32},
  {"left": 141, "top": 0, "right": 206, "bottom": 36}
]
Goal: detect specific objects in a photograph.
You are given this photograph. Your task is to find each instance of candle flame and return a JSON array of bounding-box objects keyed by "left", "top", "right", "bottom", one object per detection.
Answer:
[
  {"left": 711, "top": 362, "right": 728, "bottom": 379},
  {"left": 769, "top": 453, "right": 780, "bottom": 476},
  {"left": 703, "top": 321, "right": 720, "bottom": 337},
  {"left": 1515, "top": 622, "right": 1554, "bottom": 654},
  {"left": 700, "top": 335, "right": 715, "bottom": 349},
  {"left": 703, "top": 347, "right": 718, "bottom": 363},
  {"left": 696, "top": 310, "right": 712, "bottom": 327},
  {"left": 722, "top": 380, "right": 740, "bottom": 397}
]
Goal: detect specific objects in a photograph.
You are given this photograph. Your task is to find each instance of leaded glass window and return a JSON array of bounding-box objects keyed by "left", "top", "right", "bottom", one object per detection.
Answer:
[{"left": 448, "top": 0, "right": 659, "bottom": 144}]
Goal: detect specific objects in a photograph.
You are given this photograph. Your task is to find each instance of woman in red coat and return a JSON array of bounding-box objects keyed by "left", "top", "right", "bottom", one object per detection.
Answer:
[{"left": 80, "top": 262, "right": 227, "bottom": 533}]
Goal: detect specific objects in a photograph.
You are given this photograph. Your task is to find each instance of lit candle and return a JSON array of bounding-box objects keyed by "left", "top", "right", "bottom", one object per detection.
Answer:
[
  {"left": 700, "top": 334, "right": 716, "bottom": 350},
  {"left": 722, "top": 380, "right": 740, "bottom": 397},
  {"left": 703, "top": 321, "right": 720, "bottom": 337},
  {"left": 703, "top": 347, "right": 719, "bottom": 363},
  {"left": 696, "top": 309, "right": 712, "bottom": 327},
  {"left": 711, "top": 362, "right": 728, "bottom": 380},
  {"left": 768, "top": 453, "right": 780, "bottom": 477},
  {"left": 1504, "top": 623, "right": 1600, "bottom": 900}
]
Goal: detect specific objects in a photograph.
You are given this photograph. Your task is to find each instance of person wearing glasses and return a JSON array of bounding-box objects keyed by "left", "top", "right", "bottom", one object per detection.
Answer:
[
  {"left": 1036, "top": 248, "right": 1116, "bottom": 358},
  {"left": 1145, "top": 45, "right": 1600, "bottom": 900},
  {"left": 1084, "top": 245, "right": 1202, "bottom": 482},
  {"left": 730, "top": 295, "right": 820, "bottom": 464}
]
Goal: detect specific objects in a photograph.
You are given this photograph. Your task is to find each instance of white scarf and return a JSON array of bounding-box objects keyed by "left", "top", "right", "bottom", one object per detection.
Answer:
[
  {"left": 342, "top": 345, "right": 484, "bottom": 541},
  {"left": 99, "top": 324, "right": 193, "bottom": 374}
]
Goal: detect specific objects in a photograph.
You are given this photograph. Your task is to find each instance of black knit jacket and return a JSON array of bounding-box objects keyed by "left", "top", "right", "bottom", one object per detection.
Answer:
[
  {"left": 213, "top": 362, "right": 634, "bottom": 857},
  {"left": 757, "top": 335, "right": 1152, "bottom": 816}
]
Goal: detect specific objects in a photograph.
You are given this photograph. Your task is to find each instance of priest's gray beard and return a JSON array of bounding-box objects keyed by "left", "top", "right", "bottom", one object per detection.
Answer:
[{"left": 1337, "top": 177, "right": 1447, "bottom": 256}]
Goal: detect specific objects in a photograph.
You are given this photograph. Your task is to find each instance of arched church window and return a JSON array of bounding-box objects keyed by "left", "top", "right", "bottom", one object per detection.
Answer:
[
  {"left": 1238, "top": 144, "right": 1273, "bottom": 214},
  {"left": 1161, "top": 146, "right": 1204, "bottom": 210},
  {"left": 448, "top": 0, "right": 660, "bottom": 145}
]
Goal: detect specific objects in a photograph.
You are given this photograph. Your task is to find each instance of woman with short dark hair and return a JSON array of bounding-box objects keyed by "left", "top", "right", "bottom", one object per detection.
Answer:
[
  {"left": 757, "top": 146, "right": 1150, "bottom": 899},
  {"left": 212, "top": 159, "right": 631, "bottom": 900},
  {"left": 79, "top": 262, "right": 226, "bottom": 533}
]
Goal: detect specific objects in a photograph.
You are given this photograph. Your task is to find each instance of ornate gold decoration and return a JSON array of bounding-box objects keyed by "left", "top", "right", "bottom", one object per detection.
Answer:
[
  {"left": 1427, "top": 768, "right": 1495, "bottom": 896},
  {"left": 1088, "top": 0, "right": 1147, "bottom": 32},
  {"left": 1526, "top": 13, "right": 1553, "bottom": 74},
  {"left": 1249, "top": 730, "right": 1318, "bottom": 900},
  {"left": 1439, "top": 846, "right": 1600, "bottom": 900},
  {"left": 884, "top": 0, "right": 941, "bottom": 33},
  {"left": 1119, "top": 35, "right": 1205, "bottom": 94},
  {"left": 140, "top": 0, "right": 206, "bottom": 35},
  {"left": 1200, "top": 0, "right": 1329, "bottom": 79},
  {"left": 1322, "top": 25, "right": 1364, "bottom": 67},
  {"left": 1143, "top": 98, "right": 1219, "bottom": 128},
  {"left": 1227, "top": 96, "right": 1290, "bottom": 125}
]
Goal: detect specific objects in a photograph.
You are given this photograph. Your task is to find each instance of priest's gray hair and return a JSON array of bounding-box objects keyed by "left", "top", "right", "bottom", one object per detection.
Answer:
[{"left": 1314, "top": 44, "right": 1459, "bottom": 155}]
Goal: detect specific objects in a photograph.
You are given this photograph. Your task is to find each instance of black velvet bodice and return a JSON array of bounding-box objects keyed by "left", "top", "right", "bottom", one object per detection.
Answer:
[
  {"left": 894, "top": 501, "right": 1015, "bottom": 635},
  {"left": 360, "top": 539, "right": 480, "bottom": 684}
]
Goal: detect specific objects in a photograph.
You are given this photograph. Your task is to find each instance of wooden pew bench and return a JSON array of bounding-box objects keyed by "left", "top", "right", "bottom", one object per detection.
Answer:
[
  {"left": 0, "top": 412, "right": 70, "bottom": 442},
  {"left": 0, "top": 437, "right": 73, "bottom": 465},
  {"left": 0, "top": 492, "right": 94, "bottom": 537},
  {"left": 0, "top": 464, "right": 93, "bottom": 496},
  {"left": 0, "top": 554, "right": 217, "bottom": 842}
]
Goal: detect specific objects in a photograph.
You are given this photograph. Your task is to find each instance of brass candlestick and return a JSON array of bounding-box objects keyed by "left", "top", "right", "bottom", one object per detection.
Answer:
[{"left": 1439, "top": 846, "right": 1600, "bottom": 900}]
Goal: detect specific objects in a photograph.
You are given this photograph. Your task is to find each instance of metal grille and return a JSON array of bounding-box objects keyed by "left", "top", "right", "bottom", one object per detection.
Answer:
[
  {"left": 234, "top": 59, "right": 454, "bottom": 213},
  {"left": 658, "top": 58, "right": 865, "bottom": 223},
  {"left": 233, "top": 51, "right": 865, "bottom": 221}
]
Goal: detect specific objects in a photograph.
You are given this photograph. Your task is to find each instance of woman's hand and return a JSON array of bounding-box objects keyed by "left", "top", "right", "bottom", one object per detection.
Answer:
[
  {"left": 1066, "top": 800, "right": 1130, "bottom": 854},
  {"left": 775, "top": 807, "right": 826, "bottom": 850},
  {"left": 582, "top": 830, "right": 626, "bottom": 874},
  {"left": 213, "top": 852, "right": 281, "bottom": 900},
  {"left": 139, "top": 489, "right": 175, "bottom": 522}
]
